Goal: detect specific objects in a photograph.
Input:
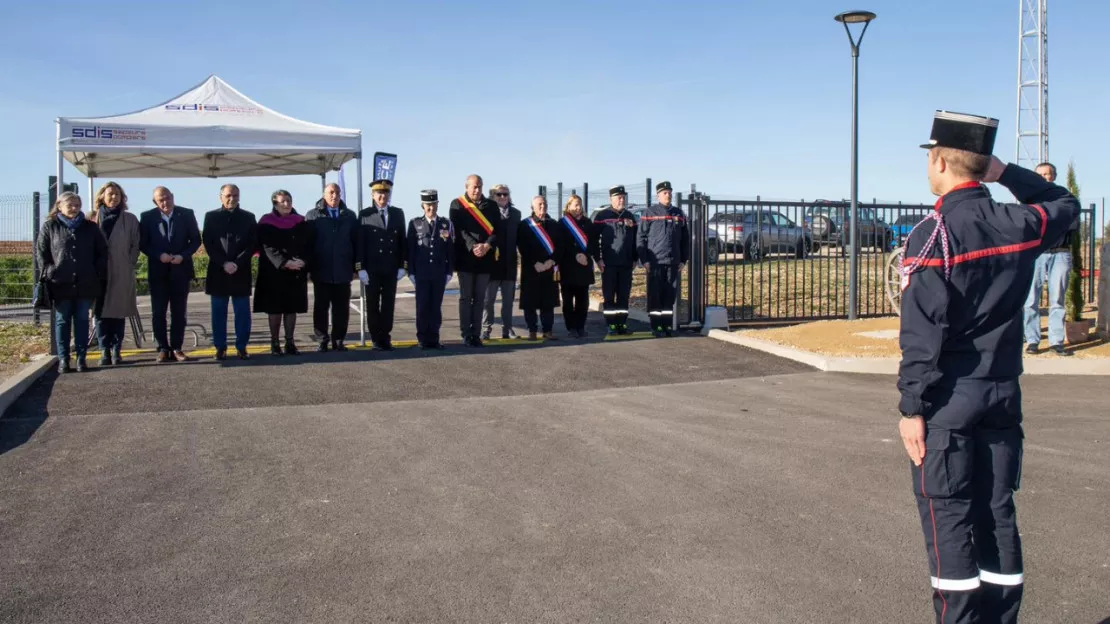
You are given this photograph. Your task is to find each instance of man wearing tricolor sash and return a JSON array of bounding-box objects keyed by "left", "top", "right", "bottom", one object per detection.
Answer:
[
  {"left": 449, "top": 174, "right": 500, "bottom": 347},
  {"left": 636, "top": 180, "right": 689, "bottom": 337},
  {"left": 516, "top": 196, "right": 561, "bottom": 341},
  {"left": 594, "top": 185, "right": 639, "bottom": 335},
  {"left": 557, "top": 194, "right": 597, "bottom": 339}
]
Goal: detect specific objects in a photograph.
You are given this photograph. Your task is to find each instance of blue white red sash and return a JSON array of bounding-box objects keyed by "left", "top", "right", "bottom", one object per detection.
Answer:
[
  {"left": 562, "top": 215, "right": 588, "bottom": 252},
  {"left": 528, "top": 217, "right": 555, "bottom": 255}
]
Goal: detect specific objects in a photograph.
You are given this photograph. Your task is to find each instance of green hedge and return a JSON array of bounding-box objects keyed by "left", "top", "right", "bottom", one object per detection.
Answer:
[{"left": 0, "top": 254, "right": 260, "bottom": 302}]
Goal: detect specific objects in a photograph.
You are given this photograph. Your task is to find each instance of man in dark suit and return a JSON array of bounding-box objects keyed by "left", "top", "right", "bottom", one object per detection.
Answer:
[
  {"left": 139, "top": 186, "right": 202, "bottom": 362},
  {"left": 482, "top": 183, "right": 521, "bottom": 340},
  {"left": 449, "top": 174, "right": 500, "bottom": 347},
  {"left": 356, "top": 179, "right": 407, "bottom": 351},
  {"left": 202, "top": 184, "right": 258, "bottom": 361},
  {"left": 305, "top": 183, "right": 358, "bottom": 352}
]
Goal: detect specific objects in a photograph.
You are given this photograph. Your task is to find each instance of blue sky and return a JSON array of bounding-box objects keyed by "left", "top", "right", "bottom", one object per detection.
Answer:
[{"left": 1, "top": 0, "right": 1107, "bottom": 231}]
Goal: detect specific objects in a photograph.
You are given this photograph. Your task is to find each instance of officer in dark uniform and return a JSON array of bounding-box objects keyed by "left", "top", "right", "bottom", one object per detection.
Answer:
[
  {"left": 356, "top": 179, "right": 407, "bottom": 351},
  {"left": 636, "top": 180, "right": 689, "bottom": 337},
  {"left": 897, "top": 110, "right": 1079, "bottom": 624},
  {"left": 593, "top": 185, "right": 639, "bottom": 335},
  {"left": 406, "top": 190, "right": 454, "bottom": 350}
]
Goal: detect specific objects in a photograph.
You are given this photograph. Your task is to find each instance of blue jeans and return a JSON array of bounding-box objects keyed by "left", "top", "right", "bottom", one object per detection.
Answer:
[
  {"left": 211, "top": 295, "right": 252, "bottom": 351},
  {"left": 96, "top": 317, "right": 126, "bottom": 352},
  {"left": 54, "top": 298, "right": 94, "bottom": 360},
  {"left": 1023, "top": 251, "right": 1070, "bottom": 346}
]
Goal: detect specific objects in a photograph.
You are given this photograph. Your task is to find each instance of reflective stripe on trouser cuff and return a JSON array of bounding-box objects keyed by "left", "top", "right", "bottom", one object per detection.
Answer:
[
  {"left": 603, "top": 310, "right": 629, "bottom": 316},
  {"left": 649, "top": 311, "right": 674, "bottom": 316},
  {"left": 930, "top": 576, "right": 981, "bottom": 591},
  {"left": 980, "top": 571, "right": 1024, "bottom": 586}
]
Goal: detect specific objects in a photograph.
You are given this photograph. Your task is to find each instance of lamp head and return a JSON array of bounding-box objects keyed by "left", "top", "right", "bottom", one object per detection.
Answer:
[{"left": 835, "top": 10, "right": 876, "bottom": 24}]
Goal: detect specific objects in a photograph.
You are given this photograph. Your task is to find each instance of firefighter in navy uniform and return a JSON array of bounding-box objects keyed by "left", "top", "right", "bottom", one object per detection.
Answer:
[
  {"left": 636, "top": 181, "right": 689, "bottom": 337},
  {"left": 593, "top": 185, "right": 639, "bottom": 335},
  {"left": 897, "top": 111, "right": 1079, "bottom": 624},
  {"left": 406, "top": 190, "right": 454, "bottom": 350}
]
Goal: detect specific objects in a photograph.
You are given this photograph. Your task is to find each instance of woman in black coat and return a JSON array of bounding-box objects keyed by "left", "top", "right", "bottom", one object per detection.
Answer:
[
  {"left": 35, "top": 192, "right": 108, "bottom": 373},
  {"left": 556, "top": 194, "right": 598, "bottom": 338},
  {"left": 254, "top": 190, "right": 313, "bottom": 355},
  {"left": 516, "top": 195, "right": 561, "bottom": 341}
]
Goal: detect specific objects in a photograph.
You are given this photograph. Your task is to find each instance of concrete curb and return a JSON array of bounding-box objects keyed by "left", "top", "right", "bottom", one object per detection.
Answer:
[
  {"left": 706, "top": 330, "right": 1110, "bottom": 376},
  {"left": 0, "top": 354, "right": 57, "bottom": 416}
]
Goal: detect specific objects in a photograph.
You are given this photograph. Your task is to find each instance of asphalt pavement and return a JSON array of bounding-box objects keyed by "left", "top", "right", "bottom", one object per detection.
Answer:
[{"left": 1, "top": 292, "right": 1108, "bottom": 623}]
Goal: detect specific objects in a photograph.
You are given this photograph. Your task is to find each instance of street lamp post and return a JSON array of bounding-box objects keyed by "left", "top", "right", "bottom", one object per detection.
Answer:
[{"left": 835, "top": 10, "right": 876, "bottom": 320}]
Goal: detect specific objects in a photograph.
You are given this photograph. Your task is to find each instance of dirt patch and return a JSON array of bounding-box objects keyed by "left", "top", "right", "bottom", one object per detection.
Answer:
[
  {"left": 736, "top": 317, "right": 1110, "bottom": 359},
  {"left": 0, "top": 322, "right": 51, "bottom": 379}
]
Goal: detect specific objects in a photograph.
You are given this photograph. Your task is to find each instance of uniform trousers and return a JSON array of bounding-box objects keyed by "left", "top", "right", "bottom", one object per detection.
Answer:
[
  {"left": 414, "top": 275, "right": 446, "bottom": 346},
  {"left": 646, "top": 264, "right": 679, "bottom": 331},
  {"left": 560, "top": 283, "right": 590, "bottom": 332},
  {"left": 912, "top": 378, "right": 1025, "bottom": 624},
  {"left": 602, "top": 266, "right": 633, "bottom": 328},
  {"left": 365, "top": 271, "right": 398, "bottom": 344},
  {"left": 312, "top": 281, "right": 351, "bottom": 343}
]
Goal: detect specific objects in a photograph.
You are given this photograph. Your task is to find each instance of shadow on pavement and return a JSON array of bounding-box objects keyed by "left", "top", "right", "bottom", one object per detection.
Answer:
[{"left": 0, "top": 373, "right": 56, "bottom": 456}]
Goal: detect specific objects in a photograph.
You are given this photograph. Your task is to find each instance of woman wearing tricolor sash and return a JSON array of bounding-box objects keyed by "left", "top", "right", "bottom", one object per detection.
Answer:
[
  {"left": 557, "top": 195, "right": 597, "bottom": 339},
  {"left": 516, "top": 195, "right": 561, "bottom": 341}
]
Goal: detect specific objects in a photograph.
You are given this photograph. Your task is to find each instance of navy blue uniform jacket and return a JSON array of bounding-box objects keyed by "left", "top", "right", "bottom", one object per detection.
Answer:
[
  {"left": 897, "top": 164, "right": 1080, "bottom": 417},
  {"left": 637, "top": 204, "right": 690, "bottom": 266}
]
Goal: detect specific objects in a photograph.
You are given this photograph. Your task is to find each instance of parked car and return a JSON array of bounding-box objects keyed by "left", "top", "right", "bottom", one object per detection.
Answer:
[
  {"left": 589, "top": 205, "right": 721, "bottom": 265},
  {"left": 804, "top": 200, "right": 893, "bottom": 250},
  {"left": 708, "top": 209, "right": 812, "bottom": 261},
  {"left": 891, "top": 213, "right": 928, "bottom": 248}
]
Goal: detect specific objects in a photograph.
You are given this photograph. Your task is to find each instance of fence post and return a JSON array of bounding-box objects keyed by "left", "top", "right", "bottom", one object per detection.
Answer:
[
  {"left": 1090, "top": 202, "right": 1098, "bottom": 302},
  {"left": 674, "top": 192, "right": 683, "bottom": 331},
  {"left": 32, "top": 192, "right": 41, "bottom": 326},
  {"left": 646, "top": 178, "right": 652, "bottom": 208},
  {"left": 557, "top": 182, "right": 563, "bottom": 218},
  {"left": 582, "top": 182, "right": 589, "bottom": 213},
  {"left": 538, "top": 184, "right": 545, "bottom": 198}
]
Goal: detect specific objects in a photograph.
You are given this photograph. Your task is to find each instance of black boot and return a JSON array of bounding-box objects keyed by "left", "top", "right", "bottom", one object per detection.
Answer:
[
  {"left": 75, "top": 356, "right": 88, "bottom": 372},
  {"left": 111, "top": 345, "right": 123, "bottom": 365},
  {"left": 285, "top": 340, "right": 299, "bottom": 356},
  {"left": 270, "top": 340, "right": 283, "bottom": 357},
  {"left": 58, "top": 357, "right": 71, "bottom": 374},
  {"left": 99, "top": 349, "right": 112, "bottom": 366}
]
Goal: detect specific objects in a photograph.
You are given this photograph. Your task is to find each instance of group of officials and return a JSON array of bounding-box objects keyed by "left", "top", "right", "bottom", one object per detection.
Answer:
[{"left": 35, "top": 174, "right": 690, "bottom": 371}]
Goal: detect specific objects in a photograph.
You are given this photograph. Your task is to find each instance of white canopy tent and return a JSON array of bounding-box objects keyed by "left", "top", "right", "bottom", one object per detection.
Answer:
[
  {"left": 55, "top": 75, "right": 369, "bottom": 346},
  {"left": 56, "top": 74, "right": 363, "bottom": 207}
]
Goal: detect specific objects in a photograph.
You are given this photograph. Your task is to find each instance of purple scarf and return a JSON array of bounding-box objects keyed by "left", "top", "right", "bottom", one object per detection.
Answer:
[{"left": 260, "top": 210, "right": 304, "bottom": 230}]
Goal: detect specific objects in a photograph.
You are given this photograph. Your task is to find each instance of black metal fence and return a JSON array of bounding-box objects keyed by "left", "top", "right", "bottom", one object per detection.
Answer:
[
  {"left": 540, "top": 180, "right": 1104, "bottom": 327},
  {"left": 0, "top": 193, "right": 42, "bottom": 323}
]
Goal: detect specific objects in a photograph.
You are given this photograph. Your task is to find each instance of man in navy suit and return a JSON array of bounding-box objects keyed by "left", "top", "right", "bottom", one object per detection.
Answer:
[{"left": 139, "top": 186, "right": 201, "bottom": 362}]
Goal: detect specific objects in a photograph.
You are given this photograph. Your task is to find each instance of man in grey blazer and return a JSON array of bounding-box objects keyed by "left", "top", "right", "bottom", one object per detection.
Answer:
[{"left": 482, "top": 184, "right": 521, "bottom": 340}]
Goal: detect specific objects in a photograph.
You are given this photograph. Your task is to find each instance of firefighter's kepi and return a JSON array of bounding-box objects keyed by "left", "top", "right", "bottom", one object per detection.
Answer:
[
  {"left": 898, "top": 110, "right": 1079, "bottom": 624},
  {"left": 636, "top": 180, "right": 690, "bottom": 337}
]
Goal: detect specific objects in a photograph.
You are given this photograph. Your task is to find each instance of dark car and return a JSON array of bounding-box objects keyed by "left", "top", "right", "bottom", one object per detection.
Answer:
[
  {"left": 804, "top": 200, "right": 892, "bottom": 250},
  {"left": 709, "top": 210, "right": 812, "bottom": 261},
  {"left": 891, "top": 213, "right": 928, "bottom": 249},
  {"left": 590, "top": 205, "right": 721, "bottom": 265}
]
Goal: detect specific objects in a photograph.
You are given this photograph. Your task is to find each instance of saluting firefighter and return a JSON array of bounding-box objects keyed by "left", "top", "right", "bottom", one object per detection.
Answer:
[
  {"left": 406, "top": 190, "right": 454, "bottom": 350},
  {"left": 356, "top": 179, "right": 407, "bottom": 351},
  {"left": 593, "top": 185, "right": 638, "bottom": 335},
  {"left": 898, "top": 111, "right": 1079, "bottom": 624},
  {"left": 636, "top": 181, "right": 689, "bottom": 337}
]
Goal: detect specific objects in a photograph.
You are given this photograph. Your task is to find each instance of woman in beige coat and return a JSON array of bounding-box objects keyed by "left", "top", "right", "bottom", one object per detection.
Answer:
[{"left": 92, "top": 181, "right": 140, "bottom": 365}]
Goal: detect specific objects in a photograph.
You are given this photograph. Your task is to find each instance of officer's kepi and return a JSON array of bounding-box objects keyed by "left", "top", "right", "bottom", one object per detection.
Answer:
[{"left": 919, "top": 110, "right": 999, "bottom": 154}]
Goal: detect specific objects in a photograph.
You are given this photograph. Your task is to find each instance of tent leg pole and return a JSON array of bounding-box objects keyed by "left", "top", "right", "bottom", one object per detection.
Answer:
[
  {"left": 56, "top": 121, "right": 64, "bottom": 194},
  {"left": 88, "top": 177, "right": 95, "bottom": 205},
  {"left": 355, "top": 156, "right": 365, "bottom": 347},
  {"left": 321, "top": 173, "right": 326, "bottom": 194}
]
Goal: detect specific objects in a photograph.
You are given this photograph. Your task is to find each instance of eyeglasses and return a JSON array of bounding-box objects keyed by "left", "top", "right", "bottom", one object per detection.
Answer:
[{"left": 495, "top": 192, "right": 509, "bottom": 197}]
